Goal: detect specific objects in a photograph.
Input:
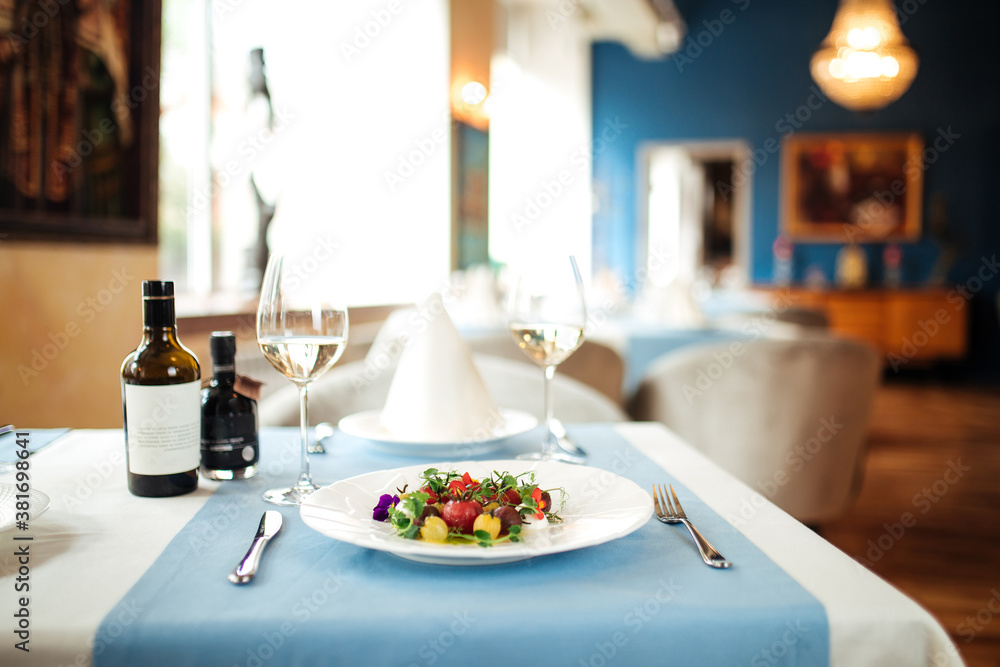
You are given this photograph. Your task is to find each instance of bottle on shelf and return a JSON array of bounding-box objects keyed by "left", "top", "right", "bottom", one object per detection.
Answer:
[
  {"left": 120, "top": 281, "right": 201, "bottom": 497},
  {"left": 884, "top": 243, "right": 903, "bottom": 288},
  {"left": 200, "top": 331, "right": 259, "bottom": 480}
]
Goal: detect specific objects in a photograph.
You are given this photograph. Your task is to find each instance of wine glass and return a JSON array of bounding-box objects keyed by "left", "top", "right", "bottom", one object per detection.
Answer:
[
  {"left": 256, "top": 253, "right": 348, "bottom": 505},
  {"left": 508, "top": 255, "right": 587, "bottom": 461}
]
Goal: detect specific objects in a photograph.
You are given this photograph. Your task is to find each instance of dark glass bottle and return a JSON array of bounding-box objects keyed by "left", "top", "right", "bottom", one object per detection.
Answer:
[
  {"left": 121, "top": 281, "right": 201, "bottom": 497},
  {"left": 200, "top": 331, "right": 259, "bottom": 480}
]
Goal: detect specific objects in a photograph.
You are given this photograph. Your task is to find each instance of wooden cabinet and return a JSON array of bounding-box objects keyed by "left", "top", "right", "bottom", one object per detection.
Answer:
[{"left": 762, "top": 288, "right": 968, "bottom": 364}]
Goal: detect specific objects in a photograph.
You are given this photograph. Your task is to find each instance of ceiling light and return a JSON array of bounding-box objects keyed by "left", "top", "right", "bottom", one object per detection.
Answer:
[{"left": 810, "top": 0, "right": 918, "bottom": 111}]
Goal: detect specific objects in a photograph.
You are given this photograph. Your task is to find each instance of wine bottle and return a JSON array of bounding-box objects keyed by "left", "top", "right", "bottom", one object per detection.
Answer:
[
  {"left": 201, "top": 331, "right": 259, "bottom": 480},
  {"left": 120, "top": 281, "right": 201, "bottom": 497}
]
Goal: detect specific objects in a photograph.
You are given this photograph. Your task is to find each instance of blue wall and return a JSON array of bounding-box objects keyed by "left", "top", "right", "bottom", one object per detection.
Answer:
[{"left": 591, "top": 0, "right": 1000, "bottom": 376}]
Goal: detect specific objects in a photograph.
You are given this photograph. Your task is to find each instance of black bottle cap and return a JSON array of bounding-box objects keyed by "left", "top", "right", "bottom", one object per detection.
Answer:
[
  {"left": 210, "top": 331, "right": 237, "bottom": 371},
  {"left": 141, "top": 280, "right": 176, "bottom": 327},
  {"left": 142, "top": 280, "right": 175, "bottom": 298}
]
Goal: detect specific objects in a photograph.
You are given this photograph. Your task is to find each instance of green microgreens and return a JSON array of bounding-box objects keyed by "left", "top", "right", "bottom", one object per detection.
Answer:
[
  {"left": 386, "top": 490, "right": 429, "bottom": 540},
  {"left": 418, "top": 468, "right": 461, "bottom": 495},
  {"left": 448, "top": 524, "right": 523, "bottom": 548}
]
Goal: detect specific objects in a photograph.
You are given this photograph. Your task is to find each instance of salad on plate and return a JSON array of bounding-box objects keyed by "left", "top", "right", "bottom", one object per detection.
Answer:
[{"left": 373, "top": 467, "right": 563, "bottom": 547}]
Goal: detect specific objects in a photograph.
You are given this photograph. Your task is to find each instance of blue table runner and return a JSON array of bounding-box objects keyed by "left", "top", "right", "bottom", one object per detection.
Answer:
[
  {"left": 620, "top": 326, "right": 747, "bottom": 393},
  {"left": 95, "top": 426, "right": 829, "bottom": 666}
]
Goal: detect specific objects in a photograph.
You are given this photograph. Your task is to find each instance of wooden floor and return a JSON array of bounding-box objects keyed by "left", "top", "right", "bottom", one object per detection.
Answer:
[{"left": 821, "top": 378, "right": 1000, "bottom": 666}]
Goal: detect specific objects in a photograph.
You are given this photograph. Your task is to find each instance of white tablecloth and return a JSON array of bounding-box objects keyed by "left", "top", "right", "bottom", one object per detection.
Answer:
[{"left": 0, "top": 426, "right": 963, "bottom": 666}]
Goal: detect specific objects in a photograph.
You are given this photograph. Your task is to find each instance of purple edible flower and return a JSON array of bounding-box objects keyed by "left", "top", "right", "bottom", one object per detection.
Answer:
[{"left": 373, "top": 494, "right": 399, "bottom": 522}]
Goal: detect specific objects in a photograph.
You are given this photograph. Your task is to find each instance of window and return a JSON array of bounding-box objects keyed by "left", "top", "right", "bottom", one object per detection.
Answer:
[{"left": 160, "top": 0, "right": 451, "bottom": 308}]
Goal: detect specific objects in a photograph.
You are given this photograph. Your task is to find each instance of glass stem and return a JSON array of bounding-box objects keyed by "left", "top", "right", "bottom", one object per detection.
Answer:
[
  {"left": 542, "top": 364, "right": 557, "bottom": 456},
  {"left": 297, "top": 383, "right": 313, "bottom": 490}
]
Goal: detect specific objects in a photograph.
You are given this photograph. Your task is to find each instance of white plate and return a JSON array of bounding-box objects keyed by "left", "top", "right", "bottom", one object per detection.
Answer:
[
  {"left": 300, "top": 459, "right": 652, "bottom": 565},
  {"left": 338, "top": 408, "right": 537, "bottom": 457},
  {"left": 0, "top": 484, "right": 50, "bottom": 532}
]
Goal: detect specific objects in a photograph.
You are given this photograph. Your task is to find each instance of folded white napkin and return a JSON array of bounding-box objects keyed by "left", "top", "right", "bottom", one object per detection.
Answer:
[{"left": 379, "top": 293, "right": 502, "bottom": 441}]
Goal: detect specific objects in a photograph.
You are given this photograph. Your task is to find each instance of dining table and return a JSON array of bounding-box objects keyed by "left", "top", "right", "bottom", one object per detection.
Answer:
[{"left": 0, "top": 424, "right": 963, "bottom": 667}]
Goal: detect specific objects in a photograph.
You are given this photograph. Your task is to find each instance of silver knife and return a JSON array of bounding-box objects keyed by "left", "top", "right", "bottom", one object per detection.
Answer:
[{"left": 228, "top": 510, "right": 282, "bottom": 585}]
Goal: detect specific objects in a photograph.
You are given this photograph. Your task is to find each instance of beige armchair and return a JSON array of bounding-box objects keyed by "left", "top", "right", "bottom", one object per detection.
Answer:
[{"left": 629, "top": 335, "right": 881, "bottom": 524}]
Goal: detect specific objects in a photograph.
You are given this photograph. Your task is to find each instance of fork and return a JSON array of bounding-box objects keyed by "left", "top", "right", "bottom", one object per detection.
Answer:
[{"left": 652, "top": 484, "right": 731, "bottom": 569}]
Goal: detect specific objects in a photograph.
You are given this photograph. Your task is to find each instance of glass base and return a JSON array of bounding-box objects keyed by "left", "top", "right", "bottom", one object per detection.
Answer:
[
  {"left": 201, "top": 464, "right": 258, "bottom": 480},
  {"left": 516, "top": 450, "right": 585, "bottom": 465},
  {"left": 262, "top": 483, "right": 319, "bottom": 506}
]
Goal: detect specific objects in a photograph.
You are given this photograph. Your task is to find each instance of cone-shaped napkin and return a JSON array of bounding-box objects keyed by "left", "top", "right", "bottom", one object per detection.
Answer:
[{"left": 380, "top": 293, "right": 501, "bottom": 441}]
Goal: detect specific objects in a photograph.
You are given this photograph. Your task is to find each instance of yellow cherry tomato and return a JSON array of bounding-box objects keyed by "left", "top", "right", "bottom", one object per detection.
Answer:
[
  {"left": 419, "top": 516, "right": 449, "bottom": 543},
  {"left": 473, "top": 513, "right": 501, "bottom": 540}
]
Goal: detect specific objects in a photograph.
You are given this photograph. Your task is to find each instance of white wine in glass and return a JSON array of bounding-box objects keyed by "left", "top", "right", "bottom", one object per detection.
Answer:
[
  {"left": 508, "top": 256, "right": 587, "bottom": 462},
  {"left": 257, "top": 253, "right": 348, "bottom": 505}
]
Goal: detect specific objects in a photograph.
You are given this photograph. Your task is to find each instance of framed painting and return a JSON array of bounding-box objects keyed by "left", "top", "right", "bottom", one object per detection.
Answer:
[
  {"left": 451, "top": 120, "right": 489, "bottom": 270},
  {"left": 0, "top": 0, "right": 160, "bottom": 243},
  {"left": 781, "top": 133, "right": 923, "bottom": 242}
]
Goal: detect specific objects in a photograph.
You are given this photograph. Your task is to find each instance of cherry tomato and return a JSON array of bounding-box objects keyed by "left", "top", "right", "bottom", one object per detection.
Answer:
[{"left": 441, "top": 500, "right": 483, "bottom": 534}]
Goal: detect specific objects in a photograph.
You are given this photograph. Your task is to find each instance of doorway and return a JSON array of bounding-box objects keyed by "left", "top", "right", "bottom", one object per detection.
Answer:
[{"left": 639, "top": 140, "right": 752, "bottom": 290}]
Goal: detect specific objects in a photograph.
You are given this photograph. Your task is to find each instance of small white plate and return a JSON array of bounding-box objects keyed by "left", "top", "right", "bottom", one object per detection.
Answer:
[
  {"left": 300, "top": 459, "right": 652, "bottom": 565},
  {"left": 0, "top": 484, "right": 50, "bottom": 532},
  {"left": 338, "top": 408, "right": 537, "bottom": 457}
]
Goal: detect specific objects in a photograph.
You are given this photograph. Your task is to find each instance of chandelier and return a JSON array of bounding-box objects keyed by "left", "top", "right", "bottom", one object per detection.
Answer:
[{"left": 810, "top": 0, "right": 919, "bottom": 111}]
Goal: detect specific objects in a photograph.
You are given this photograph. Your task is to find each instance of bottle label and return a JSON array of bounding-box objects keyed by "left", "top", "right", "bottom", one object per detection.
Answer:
[
  {"left": 201, "top": 414, "right": 259, "bottom": 470},
  {"left": 124, "top": 381, "right": 201, "bottom": 475}
]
